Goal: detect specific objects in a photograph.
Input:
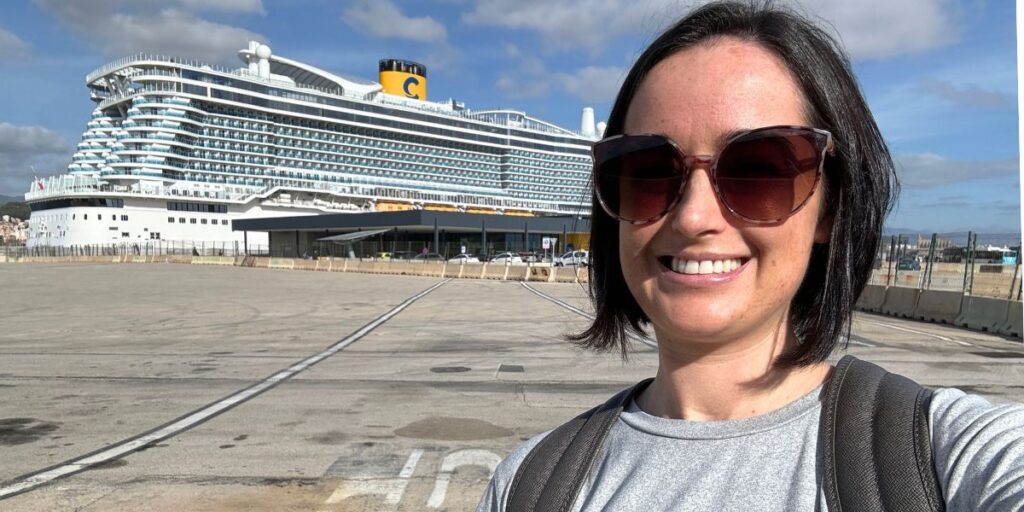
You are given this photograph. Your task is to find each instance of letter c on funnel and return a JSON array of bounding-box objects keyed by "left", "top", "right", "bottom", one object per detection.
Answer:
[{"left": 403, "top": 76, "right": 421, "bottom": 99}]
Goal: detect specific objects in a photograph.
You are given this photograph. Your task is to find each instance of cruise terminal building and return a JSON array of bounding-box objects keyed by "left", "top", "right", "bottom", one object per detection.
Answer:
[{"left": 233, "top": 210, "right": 591, "bottom": 259}]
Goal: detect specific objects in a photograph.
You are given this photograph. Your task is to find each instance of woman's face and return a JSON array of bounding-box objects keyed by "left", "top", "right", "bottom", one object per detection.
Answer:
[{"left": 620, "top": 38, "right": 830, "bottom": 355}]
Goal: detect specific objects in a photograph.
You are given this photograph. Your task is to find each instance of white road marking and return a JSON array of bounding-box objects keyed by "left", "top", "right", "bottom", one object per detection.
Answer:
[
  {"left": 857, "top": 317, "right": 974, "bottom": 347},
  {"left": 519, "top": 282, "right": 658, "bottom": 350},
  {"left": 399, "top": 449, "right": 424, "bottom": 479},
  {"left": 0, "top": 280, "right": 451, "bottom": 501},
  {"left": 427, "top": 449, "right": 503, "bottom": 509},
  {"left": 323, "top": 449, "right": 425, "bottom": 506},
  {"left": 843, "top": 335, "right": 875, "bottom": 348}
]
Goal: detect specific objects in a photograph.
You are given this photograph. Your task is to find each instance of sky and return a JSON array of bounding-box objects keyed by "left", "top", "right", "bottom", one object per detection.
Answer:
[{"left": 0, "top": 0, "right": 1018, "bottom": 234}]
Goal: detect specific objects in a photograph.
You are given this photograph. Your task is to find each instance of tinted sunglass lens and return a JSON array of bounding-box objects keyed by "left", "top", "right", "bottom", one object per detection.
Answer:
[
  {"left": 595, "top": 140, "right": 683, "bottom": 222},
  {"left": 715, "top": 131, "right": 822, "bottom": 221}
]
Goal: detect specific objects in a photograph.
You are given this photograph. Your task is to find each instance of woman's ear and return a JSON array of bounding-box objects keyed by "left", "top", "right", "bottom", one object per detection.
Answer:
[
  {"left": 813, "top": 189, "right": 833, "bottom": 244},
  {"left": 814, "top": 217, "right": 832, "bottom": 244}
]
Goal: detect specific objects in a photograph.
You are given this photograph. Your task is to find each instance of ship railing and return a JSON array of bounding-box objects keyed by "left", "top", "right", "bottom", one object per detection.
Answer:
[
  {"left": 90, "top": 55, "right": 592, "bottom": 141},
  {"left": 88, "top": 53, "right": 367, "bottom": 103}
]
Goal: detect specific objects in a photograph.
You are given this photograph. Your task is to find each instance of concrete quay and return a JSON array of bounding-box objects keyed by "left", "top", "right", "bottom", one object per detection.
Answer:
[{"left": 1, "top": 263, "right": 1022, "bottom": 511}]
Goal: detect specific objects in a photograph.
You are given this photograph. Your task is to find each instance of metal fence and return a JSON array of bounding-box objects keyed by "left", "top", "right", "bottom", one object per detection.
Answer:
[
  {"left": 292, "top": 240, "right": 562, "bottom": 261},
  {"left": 867, "top": 232, "right": 1022, "bottom": 300},
  {"left": 1, "top": 241, "right": 269, "bottom": 258}
]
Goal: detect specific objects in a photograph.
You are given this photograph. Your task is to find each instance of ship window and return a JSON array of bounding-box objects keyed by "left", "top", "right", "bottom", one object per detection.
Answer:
[
  {"left": 168, "top": 217, "right": 174, "bottom": 223},
  {"left": 201, "top": 219, "right": 208, "bottom": 225},
  {"left": 121, "top": 215, "right": 128, "bottom": 221},
  {"left": 221, "top": 219, "right": 228, "bottom": 225},
  {"left": 121, "top": 232, "right": 129, "bottom": 238},
  {"left": 179, "top": 217, "right": 185, "bottom": 223},
  {"left": 190, "top": 218, "right": 197, "bottom": 224},
  {"left": 98, "top": 214, "right": 102, "bottom": 221},
  {"left": 72, "top": 214, "right": 76, "bottom": 220}
]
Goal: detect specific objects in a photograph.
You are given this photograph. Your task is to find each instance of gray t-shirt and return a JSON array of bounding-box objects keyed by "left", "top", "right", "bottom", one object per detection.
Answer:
[{"left": 476, "top": 386, "right": 1024, "bottom": 511}]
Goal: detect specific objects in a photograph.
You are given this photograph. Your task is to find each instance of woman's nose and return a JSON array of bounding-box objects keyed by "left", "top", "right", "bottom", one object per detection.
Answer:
[{"left": 666, "top": 165, "right": 729, "bottom": 237}]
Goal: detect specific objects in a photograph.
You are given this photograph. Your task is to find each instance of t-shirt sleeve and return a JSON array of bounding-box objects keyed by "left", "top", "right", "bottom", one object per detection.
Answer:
[
  {"left": 930, "top": 388, "right": 1024, "bottom": 511},
  {"left": 475, "top": 430, "right": 552, "bottom": 512}
]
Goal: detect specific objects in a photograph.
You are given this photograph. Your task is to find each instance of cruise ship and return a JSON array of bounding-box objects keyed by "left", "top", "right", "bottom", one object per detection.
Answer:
[{"left": 25, "top": 41, "right": 601, "bottom": 248}]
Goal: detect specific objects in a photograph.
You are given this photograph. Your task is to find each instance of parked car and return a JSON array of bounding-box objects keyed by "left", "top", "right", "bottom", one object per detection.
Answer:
[
  {"left": 390, "top": 251, "right": 416, "bottom": 260},
  {"left": 448, "top": 254, "right": 481, "bottom": 264},
  {"left": 896, "top": 259, "right": 921, "bottom": 271},
  {"left": 409, "top": 252, "right": 444, "bottom": 263},
  {"left": 489, "top": 252, "right": 523, "bottom": 264},
  {"left": 554, "top": 250, "right": 589, "bottom": 267}
]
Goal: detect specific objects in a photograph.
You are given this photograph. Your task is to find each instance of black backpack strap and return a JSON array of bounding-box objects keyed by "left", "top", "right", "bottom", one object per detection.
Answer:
[
  {"left": 507, "top": 378, "right": 654, "bottom": 512},
  {"left": 821, "top": 355, "right": 945, "bottom": 512}
]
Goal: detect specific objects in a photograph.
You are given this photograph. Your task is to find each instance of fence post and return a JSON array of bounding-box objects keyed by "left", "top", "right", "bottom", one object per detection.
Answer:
[
  {"left": 924, "top": 233, "right": 937, "bottom": 290},
  {"left": 962, "top": 231, "right": 975, "bottom": 295},
  {"left": 885, "top": 235, "right": 896, "bottom": 286},
  {"left": 1009, "top": 260, "right": 1020, "bottom": 300}
]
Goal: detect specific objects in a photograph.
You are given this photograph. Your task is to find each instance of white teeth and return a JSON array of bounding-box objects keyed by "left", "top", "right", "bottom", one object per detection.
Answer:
[{"left": 669, "top": 257, "right": 745, "bottom": 275}]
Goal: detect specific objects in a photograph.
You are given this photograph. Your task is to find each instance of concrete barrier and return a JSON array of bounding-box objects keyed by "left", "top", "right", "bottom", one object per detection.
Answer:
[
  {"left": 252, "top": 257, "right": 270, "bottom": 268},
  {"left": 913, "top": 290, "right": 963, "bottom": 324},
  {"left": 1000, "top": 301, "right": 1023, "bottom": 338},
  {"left": 528, "top": 266, "right": 552, "bottom": 282},
  {"left": 880, "top": 287, "right": 920, "bottom": 318},
  {"left": 483, "top": 263, "right": 507, "bottom": 280},
  {"left": 192, "top": 256, "right": 235, "bottom": 266},
  {"left": 506, "top": 264, "right": 529, "bottom": 281},
  {"left": 294, "top": 259, "right": 317, "bottom": 271},
  {"left": 269, "top": 258, "right": 295, "bottom": 270},
  {"left": 855, "top": 285, "right": 887, "bottom": 313},
  {"left": 444, "top": 263, "right": 462, "bottom": 278},
  {"left": 460, "top": 263, "right": 483, "bottom": 279},
  {"left": 955, "top": 296, "right": 1012, "bottom": 333}
]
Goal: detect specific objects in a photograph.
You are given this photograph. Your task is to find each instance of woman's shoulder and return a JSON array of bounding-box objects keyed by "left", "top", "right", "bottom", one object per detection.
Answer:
[
  {"left": 928, "top": 387, "right": 1024, "bottom": 510},
  {"left": 475, "top": 430, "right": 553, "bottom": 512}
]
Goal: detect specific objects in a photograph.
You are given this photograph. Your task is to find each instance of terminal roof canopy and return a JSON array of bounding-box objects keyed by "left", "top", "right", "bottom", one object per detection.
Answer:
[{"left": 317, "top": 228, "right": 391, "bottom": 243}]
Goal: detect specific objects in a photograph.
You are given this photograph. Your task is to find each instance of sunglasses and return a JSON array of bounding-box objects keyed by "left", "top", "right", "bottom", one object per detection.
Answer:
[{"left": 592, "top": 125, "right": 835, "bottom": 224}]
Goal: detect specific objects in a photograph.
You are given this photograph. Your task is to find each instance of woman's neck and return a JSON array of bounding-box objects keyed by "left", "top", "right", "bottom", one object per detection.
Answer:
[{"left": 636, "top": 318, "right": 833, "bottom": 421}]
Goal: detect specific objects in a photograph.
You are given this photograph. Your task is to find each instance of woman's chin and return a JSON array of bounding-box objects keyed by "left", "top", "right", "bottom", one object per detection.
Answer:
[{"left": 653, "top": 308, "right": 742, "bottom": 342}]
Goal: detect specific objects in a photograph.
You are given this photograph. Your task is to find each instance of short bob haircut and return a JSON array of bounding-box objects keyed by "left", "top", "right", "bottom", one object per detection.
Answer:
[{"left": 571, "top": 0, "right": 898, "bottom": 367}]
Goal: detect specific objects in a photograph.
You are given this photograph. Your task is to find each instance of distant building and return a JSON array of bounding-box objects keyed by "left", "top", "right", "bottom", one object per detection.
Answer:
[
  {"left": 917, "top": 234, "right": 956, "bottom": 254},
  {"left": 0, "top": 215, "right": 29, "bottom": 244}
]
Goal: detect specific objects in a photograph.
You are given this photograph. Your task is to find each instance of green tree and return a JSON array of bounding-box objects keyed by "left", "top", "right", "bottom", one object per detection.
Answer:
[{"left": 0, "top": 201, "right": 31, "bottom": 221}]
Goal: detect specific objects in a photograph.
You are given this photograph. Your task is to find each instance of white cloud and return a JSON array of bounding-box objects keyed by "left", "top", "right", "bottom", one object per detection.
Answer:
[
  {"left": 804, "top": 0, "right": 958, "bottom": 60},
  {"left": 464, "top": 0, "right": 685, "bottom": 55},
  {"left": 0, "top": 27, "right": 31, "bottom": 64},
  {"left": 462, "top": 0, "right": 959, "bottom": 60},
  {"left": 0, "top": 123, "right": 71, "bottom": 195},
  {"left": 342, "top": 0, "right": 448, "bottom": 44},
  {"left": 557, "top": 66, "right": 627, "bottom": 105},
  {"left": 895, "top": 153, "right": 1018, "bottom": 189},
  {"left": 34, "top": 0, "right": 267, "bottom": 65},
  {"left": 497, "top": 44, "right": 625, "bottom": 104},
  {"left": 175, "top": 0, "right": 265, "bottom": 14},
  {"left": 917, "top": 79, "right": 1014, "bottom": 109}
]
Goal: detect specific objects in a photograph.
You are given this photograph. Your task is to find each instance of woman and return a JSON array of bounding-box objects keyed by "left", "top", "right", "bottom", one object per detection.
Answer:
[{"left": 478, "top": 1, "right": 1024, "bottom": 511}]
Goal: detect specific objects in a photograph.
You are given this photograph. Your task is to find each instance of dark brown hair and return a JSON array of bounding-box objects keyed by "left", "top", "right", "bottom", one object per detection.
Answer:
[{"left": 570, "top": 0, "right": 898, "bottom": 367}]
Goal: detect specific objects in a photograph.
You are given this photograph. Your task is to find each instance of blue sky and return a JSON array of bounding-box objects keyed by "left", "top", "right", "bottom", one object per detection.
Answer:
[{"left": 0, "top": 0, "right": 1018, "bottom": 233}]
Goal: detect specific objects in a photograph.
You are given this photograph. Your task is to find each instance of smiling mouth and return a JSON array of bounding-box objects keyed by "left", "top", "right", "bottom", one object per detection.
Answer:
[{"left": 657, "top": 256, "right": 750, "bottom": 275}]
